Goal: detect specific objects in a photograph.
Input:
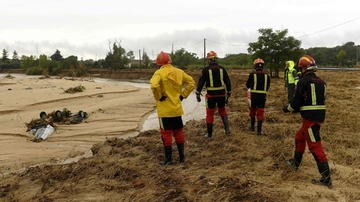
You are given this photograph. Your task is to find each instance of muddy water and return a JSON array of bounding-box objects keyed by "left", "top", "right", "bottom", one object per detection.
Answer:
[
  {"left": 0, "top": 74, "right": 206, "bottom": 132},
  {"left": 0, "top": 74, "right": 205, "bottom": 170},
  {"left": 1, "top": 74, "right": 205, "bottom": 132},
  {"left": 93, "top": 78, "right": 206, "bottom": 132}
]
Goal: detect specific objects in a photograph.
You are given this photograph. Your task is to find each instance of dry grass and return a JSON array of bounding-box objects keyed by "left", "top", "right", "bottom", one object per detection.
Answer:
[{"left": 1, "top": 69, "right": 360, "bottom": 202}]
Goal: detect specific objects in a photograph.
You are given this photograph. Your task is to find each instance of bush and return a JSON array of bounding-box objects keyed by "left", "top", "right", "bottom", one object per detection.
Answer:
[
  {"left": 26, "top": 67, "right": 43, "bottom": 75},
  {"left": 49, "top": 66, "right": 63, "bottom": 76}
]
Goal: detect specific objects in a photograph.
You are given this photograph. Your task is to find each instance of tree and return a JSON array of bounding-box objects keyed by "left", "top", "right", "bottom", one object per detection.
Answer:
[
  {"left": 127, "top": 51, "right": 135, "bottom": 60},
  {"left": 335, "top": 42, "right": 357, "bottom": 67},
  {"left": 82, "top": 59, "right": 96, "bottom": 68},
  {"left": 104, "top": 40, "right": 129, "bottom": 70},
  {"left": 61, "top": 55, "right": 85, "bottom": 76},
  {"left": 142, "top": 52, "right": 151, "bottom": 68},
  {"left": 305, "top": 47, "right": 331, "bottom": 66},
  {"left": 12, "top": 50, "right": 19, "bottom": 61},
  {"left": 336, "top": 50, "right": 346, "bottom": 67},
  {"left": 171, "top": 48, "right": 199, "bottom": 69},
  {"left": 50, "top": 49, "right": 63, "bottom": 61},
  {"left": 62, "top": 55, "right": 78, "bottom": 69},
  {"left": 20, "top": 55, "right": 37, "bottom": 69},
  {"left": 7, "top": 50, "right": 21, "bottom": 69},
  {"left": 2, "top": 49, "right": 9, "bottom": 62},
  {"left": 248, "top": 28, "right": 303, "bottom": 77},
  {"left": 38, "top": 54, "right": 50, "bottom": 74},
  {"left": 220, "top": 53, "right": 251, "bottom": 67},
  {"left": 306, "top": 42, "right": 359, "bottom": 67}
]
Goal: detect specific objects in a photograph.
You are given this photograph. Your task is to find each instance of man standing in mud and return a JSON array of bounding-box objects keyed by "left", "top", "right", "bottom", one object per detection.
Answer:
[
  {"left": 283, "top": 55, "right": 332, "bottom": 186},
  {"left": 246, "top": 58, "right": 270, "bottom": 135},
  {"left": 195, "top": 51, "right": 232, "bottom": 138},
  {"left": 150, "top": 51, "right": 195, "bottom": 165}
]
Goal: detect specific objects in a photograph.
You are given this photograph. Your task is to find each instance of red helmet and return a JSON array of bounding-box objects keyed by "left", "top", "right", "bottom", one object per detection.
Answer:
[
  {"left": 207, "top": 51, "right": 218, "bottom": 60},
  {"left": 156, "top": 51, "right": 172, "bottom": 66},
  {"left": 253, "top": 58, "right": 264, "bottom": 69},
  {"left": 298, "top": 55, "right": 317, "bottom": 71}
]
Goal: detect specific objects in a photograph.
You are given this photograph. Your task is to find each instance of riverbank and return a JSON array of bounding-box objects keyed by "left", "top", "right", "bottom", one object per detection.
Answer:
[{"left": 0, "top": 74, "right": 155, "bottom": 172}]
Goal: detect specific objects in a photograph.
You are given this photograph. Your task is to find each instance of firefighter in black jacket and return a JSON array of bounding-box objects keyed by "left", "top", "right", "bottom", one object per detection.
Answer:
[
  {"left": 246, "top": 58, "right": 270, "bottom": 135},
  {"left": 283, "top": 55, "right": 331, "bottom": 186},
  {"left": 195, "top": 51, "right": 232, "bottom": 138}
]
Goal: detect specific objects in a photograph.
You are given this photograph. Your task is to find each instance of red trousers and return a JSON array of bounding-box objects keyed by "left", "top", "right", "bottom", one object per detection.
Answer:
[
  {"left": 160, "top": 128, "right": 185, "bottom": 146},
  {"left": 159, "top": 116, "right": 185, "bottom": 146},
  {"left": 295, "top": 119, "right": 328, "bottom": 163},
  {"left": 205, "top": 94, "right": 227, "bottom": 124},
  {"left": 249, "top": 107, "right": 264, "bottom": 121}
]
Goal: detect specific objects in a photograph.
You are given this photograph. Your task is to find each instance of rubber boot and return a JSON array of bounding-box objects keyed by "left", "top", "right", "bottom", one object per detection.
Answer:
[
  {"left": 285, "top": 151, "right": 303, "bottom": 171},
  {"left": 312, "top": 162, "right": 332, "bottom": 186},
  {"left": 257, "top": 120, "right": 263, "bottom": 135},
  {"left": 160, "top": 146, "right": 172, "bottom": 165},
  {"left": 204, "top": 124, "right": 213, "bottom": 138},
  {"left": 221, "top": 116, "right": 231, "bottom": 135},
  {"left": 177, "top": 143, "right": 185, "bottom": 163},
  {"left": 249, "top": 117, "right": 255, "bottom": 131}
]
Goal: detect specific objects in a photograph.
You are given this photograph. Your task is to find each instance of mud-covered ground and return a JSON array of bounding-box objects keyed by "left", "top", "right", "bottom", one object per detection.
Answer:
[{"left": 1, "top": 69, "right": 360, "bottom": 202}]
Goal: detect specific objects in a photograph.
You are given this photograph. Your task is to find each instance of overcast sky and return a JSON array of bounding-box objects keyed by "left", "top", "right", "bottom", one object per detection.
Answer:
[{"left": 1, "top": 0, "right": 359, "bottom": 60}]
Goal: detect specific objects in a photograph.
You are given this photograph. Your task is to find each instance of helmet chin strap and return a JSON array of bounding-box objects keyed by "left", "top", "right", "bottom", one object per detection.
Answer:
[
  {"left": 307, "top": 65, "right": 318, "bottom": 71},
  {"left": 301, "top": 65, "right": 318, "bottom": 76}
]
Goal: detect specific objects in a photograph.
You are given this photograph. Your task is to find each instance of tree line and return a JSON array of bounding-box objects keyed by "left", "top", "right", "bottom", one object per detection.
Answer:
[{"left": 1, "top": 28, "right": 359, "bottom": 77}]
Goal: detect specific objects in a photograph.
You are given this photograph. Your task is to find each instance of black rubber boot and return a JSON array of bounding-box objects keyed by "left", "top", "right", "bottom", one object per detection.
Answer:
[
  {"left": 257, "top": 120, "right": 263, "bottom": 135},
  {"left": 312, "top": 162, "right": 332, "bottom": 186},
  {"left": 249, "top": 117, "right": 255, "bottom": 131},
  {"left": 204, "top": 124, "right": 213, "bottom": 138},
  {"left": 221, "top": 116, "right": 231, "bottom": 135},
  {"left": 285, "top": 151, "right": 303, "bottom": 171},
  {"left": 177, "top": 143, "right": 185, "bottom": 163},
  {"left": 160, "top": 146, "right": 172, "bottom": 165}
]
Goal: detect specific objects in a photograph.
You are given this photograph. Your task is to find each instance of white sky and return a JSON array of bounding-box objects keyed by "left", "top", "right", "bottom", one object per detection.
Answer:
[{"left": 1, "top": 0, "right": 359, "bottom": 60}]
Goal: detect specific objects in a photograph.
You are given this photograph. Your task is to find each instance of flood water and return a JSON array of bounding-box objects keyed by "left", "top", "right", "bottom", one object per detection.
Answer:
[
  {"left": 0, "top": 74, "right": 206, "bottom": 167},
  {"left": 93, "top": 78, "right": 206, "bottom": 131},
  {"left": 0, "top": 74, "right": 206, "bottom": 132}
]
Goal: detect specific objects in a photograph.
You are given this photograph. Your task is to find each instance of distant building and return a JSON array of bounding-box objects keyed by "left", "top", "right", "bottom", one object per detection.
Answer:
[{"left": 125, "top": 59, "right": 154, "bottom": 68}]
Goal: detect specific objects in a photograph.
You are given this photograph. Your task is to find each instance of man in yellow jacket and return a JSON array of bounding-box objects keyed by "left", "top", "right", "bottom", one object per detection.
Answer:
[
  {"left": 150, "top": 51, "right": 195, "bottom": 165},
  {"left": 284, "top": 61, "right": 300, "bottom": 103}
]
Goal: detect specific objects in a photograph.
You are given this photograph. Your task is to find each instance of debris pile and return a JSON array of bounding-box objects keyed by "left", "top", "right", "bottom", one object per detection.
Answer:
[
  {"left": 26, "top": 108, "right": 88, "bottom": 141},
  {"left": 63, "top": 85, "right": 86, "bottom": 94}
]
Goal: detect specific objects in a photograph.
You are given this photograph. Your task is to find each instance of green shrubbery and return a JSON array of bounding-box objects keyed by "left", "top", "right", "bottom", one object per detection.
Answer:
[{"left": 26, "top": 67, "right": 43, "bottom": 75}]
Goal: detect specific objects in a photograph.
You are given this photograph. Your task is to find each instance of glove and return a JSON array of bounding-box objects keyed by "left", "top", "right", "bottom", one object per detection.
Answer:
[
  {"left": 225, "top": 93, "right": 231, "bottom": 104},
  {"left": 180, "top": 95, "right": 184, "bottom": 101},
  {"left": 159, "top": 96, "right": 167, "bottom": 101},
  {"left": 196, "top": 94, "right": 201, "bottom": 102},
  {"left": 283, "top": 105, "right": 290, "bottom": 113}
]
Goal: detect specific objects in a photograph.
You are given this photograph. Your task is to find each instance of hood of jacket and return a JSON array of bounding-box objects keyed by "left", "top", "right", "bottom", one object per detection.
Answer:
[
  {"left": 161, "top": 64, "right": 182, "bottom": 87},
  {"left": 285, "top": 61, "right": 295, "bottom": 70}
]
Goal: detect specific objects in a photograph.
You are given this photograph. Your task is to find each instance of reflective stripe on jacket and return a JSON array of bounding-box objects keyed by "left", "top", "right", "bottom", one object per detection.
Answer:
[
  {"left": 246, "top": 69, "right": 270, "bottom": 94},
  {"left": 284, "top": 61, "right": 299, "bottom": 86},
  {"left": 290, "top": 72, "right": 326, "bottom": 122},
  {"left": 196, "top": 63, "right": 232, "bottom": 96}
]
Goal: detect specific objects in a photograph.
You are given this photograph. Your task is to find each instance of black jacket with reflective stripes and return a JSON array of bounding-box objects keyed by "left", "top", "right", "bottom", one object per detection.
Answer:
[
  {"left": 291, "top": 72, "right": 326, "bottom": 122},
  {"left": 246, "top": 69, "right": 270, "bottom": 94},
  {"left": 196, "top": 63, "right": 232, "bottom": 96}
]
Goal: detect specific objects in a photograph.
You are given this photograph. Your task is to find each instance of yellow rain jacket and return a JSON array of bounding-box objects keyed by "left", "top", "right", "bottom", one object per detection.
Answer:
[
  {"left": 150, "top": 64, "right": 195, "bottom": 118},
  {"left": 284, "top": 60, "right": 299, "bottom": 87}
]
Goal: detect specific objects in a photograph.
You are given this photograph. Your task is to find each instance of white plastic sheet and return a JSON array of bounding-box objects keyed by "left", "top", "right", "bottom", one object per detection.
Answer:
[{"left": 29, "top": 125, "right": 55, "bottom": 140}]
